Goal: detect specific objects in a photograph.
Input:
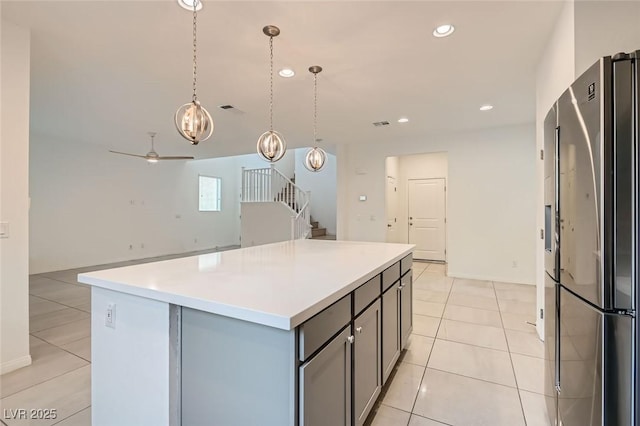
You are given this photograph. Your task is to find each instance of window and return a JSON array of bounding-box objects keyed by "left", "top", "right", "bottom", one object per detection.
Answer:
[{"left": 199, "top": 176, "right": 221, "bottom": 212}]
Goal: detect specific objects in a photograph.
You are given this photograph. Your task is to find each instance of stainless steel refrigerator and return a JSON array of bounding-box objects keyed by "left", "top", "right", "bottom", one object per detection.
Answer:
[{"left": 544, "top": 51, "right": 639, "bottom": 426}]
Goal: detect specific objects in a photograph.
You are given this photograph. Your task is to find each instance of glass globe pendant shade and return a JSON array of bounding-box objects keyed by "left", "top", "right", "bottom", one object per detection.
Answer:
[
  {"left": 304, "top": 147, "right": 327, "bottom": 172},
  {"left": 257, "top": 130, "right": 286, "bottom": 162},
  {"left": 174, "top": 100, "right": 213, "bottom": 145}
]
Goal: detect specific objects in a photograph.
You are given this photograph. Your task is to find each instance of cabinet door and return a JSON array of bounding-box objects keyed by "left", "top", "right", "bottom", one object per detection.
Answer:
[
  {"left": 354, "top": 299, "right": 382, "bottom": 426},
  {"left": 300, "top": 326, "right": 352, "bottom": 426},
  {"left": 381, "top": 282, "right": 400, "bottom": 384},
  {"left": 400, "top": 270, "right": 413, "bottom": 349}
]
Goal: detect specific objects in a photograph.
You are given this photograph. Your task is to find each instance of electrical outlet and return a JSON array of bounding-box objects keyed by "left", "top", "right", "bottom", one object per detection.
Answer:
[
  {"left": 129, "top": 244, "right": 133, "bottom": 250},
  {"left": 105, "top": 303, "right": 116, "bottom": 328},
  {"left": 512, "top": 260, "right": 518, "bottom": 268}
]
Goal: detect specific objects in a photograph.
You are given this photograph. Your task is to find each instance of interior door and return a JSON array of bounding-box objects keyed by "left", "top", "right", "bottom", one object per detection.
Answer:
[
  {"left": 408, "top": 179, "right": 446, "bottom": 261},
  {"left": 386, "top": 176, "right": 399, "bottom": 243}
]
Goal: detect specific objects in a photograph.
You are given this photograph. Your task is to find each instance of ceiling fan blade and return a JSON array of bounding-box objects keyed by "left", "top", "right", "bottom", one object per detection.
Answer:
[
  {"left": 109, "top": 150, "right": 147, "bottom": 159},
  {"left": 157, "top": 156, "right": 195, "bottom": 160}
]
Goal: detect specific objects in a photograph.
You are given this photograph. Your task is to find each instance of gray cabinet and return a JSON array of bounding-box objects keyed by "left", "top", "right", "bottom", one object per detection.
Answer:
[
  {"left": 381, "top": 281, "right": 400, "bottom": 384},
  {"left": 354, "top": 300, "right": 382, "bottom": 426},
  {"left": 300, "top": 326, "right": 352, "bottom": 426},
  {"left": 400, "top": 270, "right": 413, "bottom": 349},
  {"left": 298, "top": 258, "right": 412, "bottom": 426}
]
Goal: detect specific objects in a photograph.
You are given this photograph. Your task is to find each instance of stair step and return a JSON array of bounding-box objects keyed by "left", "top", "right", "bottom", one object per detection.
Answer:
[
  {"left": 312, "top": 234, "right": 336, "bottom": 241},
  {"left": 311, "top": 221, "right": 319, "bottom": 229},
  {"left": 311, "top": 227, "right": 326, "bottom": 237}
]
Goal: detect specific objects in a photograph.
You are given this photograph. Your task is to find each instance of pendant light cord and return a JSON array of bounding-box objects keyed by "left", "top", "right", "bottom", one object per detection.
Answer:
[
  {"left": 192, "top": 1, "right": 198, "bottom": 103},
  {"left": 313, "top": 73, "right": 318, "bottom": 145},
  {"left": 269, "top": 35, "right": 274, "bottom": 132}
]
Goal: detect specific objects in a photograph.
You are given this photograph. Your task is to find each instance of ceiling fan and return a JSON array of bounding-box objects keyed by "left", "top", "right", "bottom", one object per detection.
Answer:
[{"left": 109, "top": 132, "right": 195, "bottom": 163}]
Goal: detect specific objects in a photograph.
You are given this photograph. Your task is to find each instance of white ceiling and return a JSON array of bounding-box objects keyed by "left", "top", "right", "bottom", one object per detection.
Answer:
[{"left": 2, "top": 1, "right": 564, "bottom": 159}]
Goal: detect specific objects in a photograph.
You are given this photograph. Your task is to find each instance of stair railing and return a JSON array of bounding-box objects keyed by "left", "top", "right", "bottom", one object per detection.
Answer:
[
  {"left": 291, "top": 193, "right": 311, "bottom": 240},
  {"left": 241, "top": 165, "right": 312, "bottom": 239}
]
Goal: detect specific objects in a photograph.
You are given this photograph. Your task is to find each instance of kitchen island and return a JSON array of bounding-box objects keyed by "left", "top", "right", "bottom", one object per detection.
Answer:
[{"left": 78, "top": 239, "right": 414, "bottom": 426}]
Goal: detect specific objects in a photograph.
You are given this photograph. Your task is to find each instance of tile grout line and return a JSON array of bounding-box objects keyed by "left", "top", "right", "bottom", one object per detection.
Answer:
[
  {"left": 29, "top": 312, "right": 90, "bottom": 334},
  {"left": 426, "top": 365, "right": 521, "bottom": 390},
  {"left": 0, "top": 362, "right": 89, "bottom": 400},
  {"left": 30, "top": 318, "right": 91, "bottom": 351},
  {"left": 33, "top": 333, "right": 92, "bottom": 363},
  {"left": 427, "top": 335, "right": 510, "bottom": 354},
  {"left": 492, "top": 281, "right": 529, "bottom": 426},
  {"left": 407, "top": 270, "right": 453, "bottom": 421},
  {"left": 28, "top": 293, "right": 90, "bottom": 314}
]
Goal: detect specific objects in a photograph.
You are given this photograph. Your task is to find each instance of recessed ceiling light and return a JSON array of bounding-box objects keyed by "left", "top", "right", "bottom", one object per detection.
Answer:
[
  {"left": 479, "top": 104, "right": 494, "bottom": 111},
  {"left": 433, "top": 24, "right": 455, "bottom": 38},
  {"left": 278, "top": 68, "right": 295, "bottom": 78},
  {"left": 177, "top": 0, "right": 203, "bottom": 12},
  {"left": 398, "top": 117, "right": 409, "bottom": 123}
]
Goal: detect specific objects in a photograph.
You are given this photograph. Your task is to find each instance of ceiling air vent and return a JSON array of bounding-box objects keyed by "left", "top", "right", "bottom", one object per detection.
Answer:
[
  {"left": 217, "top": 104, "right": 244, "bottom": 115},
  {"left": 372, "top": 121, "right": 390, "bottom": 127}
]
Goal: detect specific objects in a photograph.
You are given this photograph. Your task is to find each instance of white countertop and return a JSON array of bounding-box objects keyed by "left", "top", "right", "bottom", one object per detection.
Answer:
[{"left": 78, "top": 239, "right": 413, "bottom": 330}]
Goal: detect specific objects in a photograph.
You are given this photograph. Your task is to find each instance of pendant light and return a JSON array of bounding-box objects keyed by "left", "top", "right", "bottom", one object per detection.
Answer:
[
  {"left": 256, "top": 25, "right": 286, "bottom": 162},
  {"left": 304, "top": 66, "right": 327, "bottom": 172},
  {"left": 174, "top": 0, "right": 213, "bottom": 145}
]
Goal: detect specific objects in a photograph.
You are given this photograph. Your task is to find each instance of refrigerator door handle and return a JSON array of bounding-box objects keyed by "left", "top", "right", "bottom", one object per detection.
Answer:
[
  {"left": 554, "top": 126, "right": 561, "bottom": 279},
  {"left": 555, "top": 283, "right": 561, "bottom": 392}
]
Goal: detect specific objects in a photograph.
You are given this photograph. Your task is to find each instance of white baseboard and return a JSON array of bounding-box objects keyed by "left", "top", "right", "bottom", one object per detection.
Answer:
[
  {"left": 446, "top": 270, "right": 534, "bottom": 286},
  {"left": 1, "top": 354, "right": 32, "bottom": 375}
]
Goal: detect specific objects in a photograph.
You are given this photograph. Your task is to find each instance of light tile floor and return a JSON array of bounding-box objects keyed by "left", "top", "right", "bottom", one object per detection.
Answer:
[
  {"left": 0, "top": 247, "right": 231, "bottom": 426},
  {"left": 1, "top": 254, "right": 550, "bottom": 426},
  {"left": 367, "top": 262, "right": 552, "bottom": 426}
]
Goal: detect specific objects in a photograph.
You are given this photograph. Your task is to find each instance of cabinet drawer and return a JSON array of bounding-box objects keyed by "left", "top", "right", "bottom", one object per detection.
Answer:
[
  {"left": 400, "top": 253, "right": 413, "bottom": 276},
  {"left": 382, "top": 262, "right": 400, "bottom": 292},
  {"left": 354, "top": 275, "right": 381, "bottom": 315},
  {"left": 299, "top": 295, "right": 351, "bottom": 361}
]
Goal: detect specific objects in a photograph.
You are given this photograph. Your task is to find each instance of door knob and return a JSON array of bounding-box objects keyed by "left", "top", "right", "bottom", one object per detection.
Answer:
[
  {"left": 409, "top": 223, "right": 413, "bottom": 226},
  {"left": 356, "top": 326, "right": 363, "bottom": 334},
  {"left": 346, "top": 335, "right": 355, "bottom": 344},
  {"left": 387, "top": 224, "right": 392, "bottom": 228}
]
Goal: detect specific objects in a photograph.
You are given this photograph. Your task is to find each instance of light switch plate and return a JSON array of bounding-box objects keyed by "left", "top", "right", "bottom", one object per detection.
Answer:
[{"left": 359, "top": 195, "right": 367, "bottom": 201}]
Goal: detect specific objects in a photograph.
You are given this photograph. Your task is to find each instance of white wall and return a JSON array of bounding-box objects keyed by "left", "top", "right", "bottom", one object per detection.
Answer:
[
  {"left": 535, "top": 1, "right": 575, "bottom": 338},
  {"left": 294, "top": 150, "right": 337, "bottom": 235},
  {"left": 1, "top": 18, "right": 32, "bottom": 374},
  {"left": 29, "top": 134, "right": 243, "bottom": 273},
  {"left": 29, "top": 135, "right": 334, "bottom": 274},
  {"left": 574, "top": 1, "right": 640, "bottom": 77},
  {"left": 240, "top": 202, "right": 294, "bottom": 247},
  {"left": 338, "top": 124, "right": 536, "bottom": 285}
]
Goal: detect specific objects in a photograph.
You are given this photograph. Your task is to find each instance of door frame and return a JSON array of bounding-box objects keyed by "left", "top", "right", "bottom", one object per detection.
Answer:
[
  {"left": 407, "top": 177, "right": 447, "bottom": 262},
  {"left": 385, "top": 175, "right": 399, "bottom": 243}
]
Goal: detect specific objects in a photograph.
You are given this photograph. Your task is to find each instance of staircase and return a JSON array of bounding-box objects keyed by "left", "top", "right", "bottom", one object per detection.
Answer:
[
  {"left": 241, "top": 165, "right": 312, "bottom": 242},
  {"left": 310, "top": 216, "right": 336, "bottom": 240}
]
